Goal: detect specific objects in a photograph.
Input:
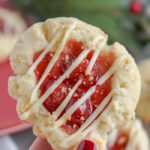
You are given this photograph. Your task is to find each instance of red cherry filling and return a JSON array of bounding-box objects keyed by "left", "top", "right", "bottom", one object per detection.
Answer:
[
  {"left": 77, "top": 140, "right": 97, "bottom": 150},
  {"left": 108, "top": 132, "right": 129, "bottom": 150},
  {"left": 33, "top": 39, "right": 116, "bottom": 135}
]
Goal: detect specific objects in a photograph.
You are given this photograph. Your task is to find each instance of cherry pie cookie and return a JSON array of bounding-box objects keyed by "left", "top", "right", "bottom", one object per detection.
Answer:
[
  {"left": 107, "top": 119, "right": 150, "bottom": 150},
  {"left": 0, "top": 1, "right": 27, "bottom": 62},
  {"left": 8, "top": 17, "right": 141, "bottom": 150}
]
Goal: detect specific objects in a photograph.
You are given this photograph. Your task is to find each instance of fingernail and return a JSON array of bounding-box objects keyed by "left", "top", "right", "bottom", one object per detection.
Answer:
[{"left": 77, "top": 139, "right": 97, "bottom": 150}]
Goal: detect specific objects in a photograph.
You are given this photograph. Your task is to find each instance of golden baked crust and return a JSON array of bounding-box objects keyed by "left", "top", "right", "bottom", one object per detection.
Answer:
[
  {"left": 8, "top": 17, "right": 141, "bottom": 150},
  {"left": 107, "top": 119, "right": 150, "bottom": 150}
]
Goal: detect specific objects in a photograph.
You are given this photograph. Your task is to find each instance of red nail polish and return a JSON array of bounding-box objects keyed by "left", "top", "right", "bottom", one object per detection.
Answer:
[{"left": 77, "top": 140, "right": 97, "bottom": 150}]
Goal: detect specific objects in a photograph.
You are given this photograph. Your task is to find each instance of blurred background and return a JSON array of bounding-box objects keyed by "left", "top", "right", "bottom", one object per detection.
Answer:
[
  {"left": 13, "top": 0, "right": 150, "bottom": 59},
  {"left": 0, "top": 0, "right": 150, "bottom": 150}
]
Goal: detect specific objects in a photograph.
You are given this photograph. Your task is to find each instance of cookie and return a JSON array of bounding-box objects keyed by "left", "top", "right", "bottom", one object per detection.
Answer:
[
  {"left": 0, "top": 3, "right": 27, "bottom": 62},
  {"left": 8, "top": 17, "right": 141, "bottom": 150},
  {"left": 136, "top": 58, "right": 150, "bottom": 124},
  {"left": 107, "top": 119, "right": 150, "bottom": 150}
]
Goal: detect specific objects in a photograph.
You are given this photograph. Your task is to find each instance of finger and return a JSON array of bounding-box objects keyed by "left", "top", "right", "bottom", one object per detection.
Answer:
[{"left": 29, "top": 138, "right": 52, "bottom": 150}]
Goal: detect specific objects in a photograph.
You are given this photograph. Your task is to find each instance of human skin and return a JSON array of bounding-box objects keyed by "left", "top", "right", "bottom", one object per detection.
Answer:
[
  {"left": 29, "top": 138, "right": 98, "bottom": 150},
  {"left": 29, "top": 138, "right": 52, "bottom": 150}
]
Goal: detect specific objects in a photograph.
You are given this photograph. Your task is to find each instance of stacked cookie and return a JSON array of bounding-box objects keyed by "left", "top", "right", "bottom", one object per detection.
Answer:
[
  {"left": 0, "top": 1, "right": 27, "bottom": 63},
  {"left": 8, "top": 17, "right": 149, "bottom": 150},
  {"left": 107, "top": 119, "right": 149, "bottom": 150},
  {"left": 136, "top": 59, "right": 150, "bottom": 125}
]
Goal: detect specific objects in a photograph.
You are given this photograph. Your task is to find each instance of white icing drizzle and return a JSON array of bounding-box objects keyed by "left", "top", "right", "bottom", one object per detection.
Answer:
[
  {"left": 34, "top": 48, "right": 90, "bottom": 106},
  {"left": 82, "top": 88, "right": 129, "bottom": 137},
  {"left": 28, "top": 29, "right": 62, "bottom": 73},
  {"left": 82, "top": 106, "right": 110, "bottom": 136},
  {"left": 52, "top": 79, "right": 82, "bottom": 119},
  {"left": 78, "top": 91, "right": 112, "bottom": 132},
  {"left": 64, "top": 86, "right": 96, "bottom": 117},
  {"left": 29, "top": 30, "right": 62, "bottom": 102},
  {"left": 22, "top": 41, "right": 105, "bottom": 119},
  {"left": 21, "top": 47, "right": 91, "bottom": 120},
  {"left": 62, "top": 91, "right": 112, "bottom": 144},
  {"left": 60, "top": 53, "right": 122, "bottom": 119},
  {"left": 61, "top": 55, "right": 128, "bottom": 145},
  {"left": 20, "top": 109, "right": 30, "bottom": 120},
  {"left": 54, "top": 55, "right": 123, "bottom": 128},
  {"left": 97, "top": 54, "right": 126, "bottom": 85},
  {"left": 30, "top": 23, "right": 76, "bottom": 103},
  {"left": 86, "top": 36, "right": 107, "bottom": 75}
]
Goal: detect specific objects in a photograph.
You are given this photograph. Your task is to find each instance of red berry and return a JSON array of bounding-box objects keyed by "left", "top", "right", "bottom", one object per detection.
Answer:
[
  {"left": 130, "top": 1, "right": 143, "bottom": 15},
  {"left": 77, "top": 140, "right": 97, "bottom": 150}
]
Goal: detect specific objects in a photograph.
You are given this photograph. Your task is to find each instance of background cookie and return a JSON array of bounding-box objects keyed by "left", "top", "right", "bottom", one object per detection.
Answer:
[
  {"left": 8, "top": 17, "right": 141, "bottom": 150},
  {"left": 136, "top": 58, "right": 150, "bottom": 124},
  {"left": 107, "top": 119, "right": 150, "bottom": 150},
  {"left": 0, "top": 1, "right": 27, "bottom": 63}
]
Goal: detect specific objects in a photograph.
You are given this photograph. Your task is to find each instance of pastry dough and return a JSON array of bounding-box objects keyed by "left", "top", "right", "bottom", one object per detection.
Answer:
[
  {"left": 8, "top": 17, "right": 141, "bottom": 150},
  {"left": 107, "top": 119, "right": 150, "bottom": 150},
  {"left": 0, "top": 7, "right": 27, "bottom": 62}
]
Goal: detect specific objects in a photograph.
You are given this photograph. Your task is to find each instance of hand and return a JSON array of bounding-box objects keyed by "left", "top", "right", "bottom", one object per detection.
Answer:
[
  {"left": 29, "top": 138, "right": 52, "bottom": 150},
  {"left": 29, "top": 138, "right": 97, "bottom": 150}
]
